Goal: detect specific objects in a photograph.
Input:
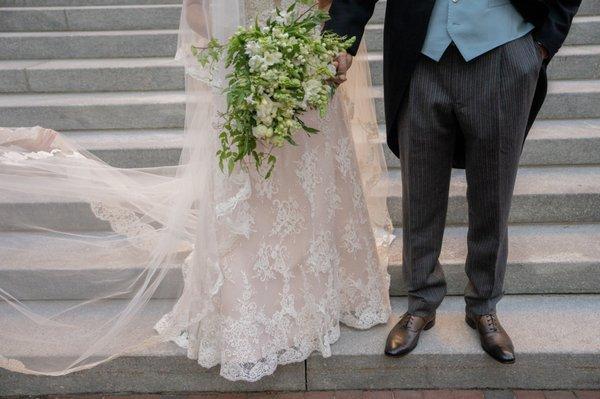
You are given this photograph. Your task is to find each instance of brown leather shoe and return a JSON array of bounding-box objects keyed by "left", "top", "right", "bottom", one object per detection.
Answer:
[
  {"left": 466, "top": 313, "right": 515, "bottom": 364},
  {"left": 385, "top": 312, "right": 435, "bottom": 357}
]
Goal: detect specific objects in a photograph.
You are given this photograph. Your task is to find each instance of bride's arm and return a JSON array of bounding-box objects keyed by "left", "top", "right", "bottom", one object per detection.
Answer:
[{"left": 183, "top": 0, "right": 209, "bottom": 37}]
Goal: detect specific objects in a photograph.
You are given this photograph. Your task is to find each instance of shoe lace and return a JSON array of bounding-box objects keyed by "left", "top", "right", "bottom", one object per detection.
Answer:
[
  {"left": 400, "top": 313, "right": 416, "bottom": 329},
  {"left": 483, "top": 313, "right": 499, "bottom": 332}
]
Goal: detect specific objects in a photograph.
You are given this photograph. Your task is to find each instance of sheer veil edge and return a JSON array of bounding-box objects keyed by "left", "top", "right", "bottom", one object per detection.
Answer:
[{"left": 0, "top": 0, "right": 393, "bottom": 378}]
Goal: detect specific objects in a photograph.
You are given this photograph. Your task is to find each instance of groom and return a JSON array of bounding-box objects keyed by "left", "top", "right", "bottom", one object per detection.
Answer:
[{"left": 325, "top": 0, "right": 580, "bottom": 363}]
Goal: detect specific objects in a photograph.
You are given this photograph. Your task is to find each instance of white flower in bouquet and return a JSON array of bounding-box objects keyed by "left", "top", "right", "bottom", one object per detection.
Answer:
[{"left": 192, "top": 0, "right": 355, "bottom": 179}]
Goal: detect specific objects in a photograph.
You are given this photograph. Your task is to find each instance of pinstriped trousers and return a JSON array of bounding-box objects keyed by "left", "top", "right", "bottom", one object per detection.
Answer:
[{"left": 398, "top": 34, "right": 543, "bottom": 318}]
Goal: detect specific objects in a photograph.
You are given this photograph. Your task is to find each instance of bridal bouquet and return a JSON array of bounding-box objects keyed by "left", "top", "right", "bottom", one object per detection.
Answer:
[{"left": 193, "top": 0, "right": 355, "bottom": 178}]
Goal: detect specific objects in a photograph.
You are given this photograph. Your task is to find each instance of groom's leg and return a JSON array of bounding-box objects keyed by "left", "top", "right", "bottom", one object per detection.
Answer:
[
  {"left": 398, "top": 54, "right": 459, "bottom": 317},
  {"left": 454, "top": 34, "right": 542, "bottom": 317}
]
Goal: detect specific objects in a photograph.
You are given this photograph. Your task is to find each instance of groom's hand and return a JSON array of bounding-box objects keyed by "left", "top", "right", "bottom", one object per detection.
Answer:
[{"left": 331, "top": 52, "right": 353, "bottom": 85}]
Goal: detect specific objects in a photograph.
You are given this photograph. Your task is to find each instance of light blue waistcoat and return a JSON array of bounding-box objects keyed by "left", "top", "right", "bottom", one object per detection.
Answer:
[{"left": 422, "top": 0, "right": 535, "bottom": 62}]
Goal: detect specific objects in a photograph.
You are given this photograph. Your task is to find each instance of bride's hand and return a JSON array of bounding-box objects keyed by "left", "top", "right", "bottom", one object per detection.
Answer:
[{"left": 331, "top": 52, "right": 353, "bottom": 85}]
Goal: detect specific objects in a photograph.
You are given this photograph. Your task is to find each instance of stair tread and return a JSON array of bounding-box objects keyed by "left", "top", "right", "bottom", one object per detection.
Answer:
[
  {"left": 528, "top": 118, "right": 600, "bottom": 139},
  {"left": 1, "top": 223, "right": 598, "bottom": 271},
  {"left": 0, "top": 28, "right": 177, "bottom": 37},
  {"left": 367, "top": 44, "right": 600, "bottom": 59},
  {"left": 333, "top": 295, "right": 600, "bottom": 356},
  {"left": 38, "top": 118, "right": 600, "bottom": 152},
  {"left": 0, "top": 57, "right": 179, "bottom": 70},
  {"left": 1, "top": 79, "right": 598, "bottom": 105},
  {"left": 387, "top": 165, "right": 600, "bottom": 197},
  {"left": 0, "top": 90, "right": 185, "bottom": 107},
  {"left": 0, "top": 4, "right": 180, "bottom": 10},
  {"left": 61, "top": 128, "right": 183, "bottom": 149},
  {"left": 0, "top": 295, "right": 597, "bottom": 359},
  {"left": 371, "top": 80, "right": 600, "bottom": 97},
  {"left": 379, "top": 119, "right": 600, "bottom": 141}
]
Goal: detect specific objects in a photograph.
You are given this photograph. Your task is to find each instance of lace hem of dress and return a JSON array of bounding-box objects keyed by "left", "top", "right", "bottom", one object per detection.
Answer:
[{"left": 156, "top": 304, "right": 390, "bottom": 383}]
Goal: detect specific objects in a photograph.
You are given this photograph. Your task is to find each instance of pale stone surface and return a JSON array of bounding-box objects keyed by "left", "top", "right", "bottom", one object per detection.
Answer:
[
  {"left": 0, "top": 91, "right": 186, "bottom": 130},
  {"left": 2, "top": 223, "right": 599, "bottom": 300},
  {"left": 307, "top": 296, "right": 600, "bottom": 391},
  {"left": 384, "top": 119, "right": 600, "bottom": 168},
  {"left": 373, "top": 83, "right": 600, "bottom": 124},
  {"left": 66, "top": 5, "right": 181, "bottom": 31},
  {"left": 386, "top": 166, "right": 600, "bottom": 226},
  {"left": 0, "top": 7, "right": 68, "bottom": 32},
  {"left": 564, "top": 16, "right": 600, "bottom": 45},
  {"left": 0, "top": 0, "right": 180, "bottom": 6},
  {"left": 388, "top": 223, "right": 600, "bottom": 296},
  {"left": 0, "top": 302, "right": 304, "bottom": 395},
  {"left": 0, "top": 30, "right": 178, "bottom": 60},
  {"left": 0, "top": 296, "right": 598, "bottom": 394},
  {"left": 548, "top": 45, "right": 600, "bottom": 80}
]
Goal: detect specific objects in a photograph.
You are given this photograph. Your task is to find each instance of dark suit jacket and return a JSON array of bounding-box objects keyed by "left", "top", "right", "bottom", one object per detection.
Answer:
[{"left": 324, "top": 0, "right": 581, "bottom": 168}]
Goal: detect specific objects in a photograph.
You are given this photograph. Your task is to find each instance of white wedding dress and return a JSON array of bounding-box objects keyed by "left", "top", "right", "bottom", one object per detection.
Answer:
[{"left": 0, "top": 0, "right": 393, "bottom": 382}]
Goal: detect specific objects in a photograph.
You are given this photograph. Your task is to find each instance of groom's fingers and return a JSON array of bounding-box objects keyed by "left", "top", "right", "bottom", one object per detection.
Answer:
[
  {"left": 331, "top": 74, "right": 347, "bottom": 85},
  {"left": 330, "top": 53, "right": 352, "bottom": 85}
]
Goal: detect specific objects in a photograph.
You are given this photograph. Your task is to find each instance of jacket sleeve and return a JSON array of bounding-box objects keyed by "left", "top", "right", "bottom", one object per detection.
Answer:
[
  {"left": 534, "top": 0, "right": 582, "bottom": 57},
  {"left": 323, "top": 0, "right": 379, "bottom": 56}
]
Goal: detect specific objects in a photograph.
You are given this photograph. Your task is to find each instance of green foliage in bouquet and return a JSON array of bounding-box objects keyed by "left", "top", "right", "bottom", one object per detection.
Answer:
[{"left": 192, "top": 0, "right": 355, "bottom": 179}]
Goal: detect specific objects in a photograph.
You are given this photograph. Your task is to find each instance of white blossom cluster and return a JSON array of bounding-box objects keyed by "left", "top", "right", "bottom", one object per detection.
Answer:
[{"left": 193, "top": 0, "right": 355, "bottom": 178}]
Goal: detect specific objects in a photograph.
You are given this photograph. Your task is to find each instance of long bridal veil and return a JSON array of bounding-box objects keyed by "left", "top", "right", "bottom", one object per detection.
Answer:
[{"left": 0, "top": 0, "right": 392, "bottom": 376}]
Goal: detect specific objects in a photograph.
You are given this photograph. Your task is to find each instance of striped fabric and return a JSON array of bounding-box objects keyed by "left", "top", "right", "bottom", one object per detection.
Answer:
[{"left": 397, "top": 34, "right": 543, "bottom": 317}]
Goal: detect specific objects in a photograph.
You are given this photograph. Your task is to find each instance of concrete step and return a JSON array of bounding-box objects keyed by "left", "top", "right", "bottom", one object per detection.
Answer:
[
  {"left": 63, "top": 128, "right": 183, "bottom": 168},
  {"left": 565, "top": 15, "right": 600, "bottom": 45},
  {"left": 1, "top": 80, "right": 597, "bottom": 131},
  {"left": 1, "top": 223, "right": 598, "bottom": 300},
  {"left": 580, "top": 0, "right": 600, "bottom": 15},
  {"left": 367, "top": 45, "right": 600, "bottom": 85},
  {"left": 0, "top": 91, "right": 185, "bottom": 130},
  {"left": 0, "top": 29, "right": 178, "bottom": 60},
  {"left": 384, "top": 119, "right": 600, "bottom": 168},
  {"left": 388, "top": 223, "right": 600, "bottom": 296},
  {"left": 386, "top": 166, "right": 600, "bottom": 226},
  {"left": 0, "top": 231, "right": 186, "bottom": 300},
  {"left": 541, "top": 80, "right": 600, "bottom": 119},
  {"left": 373, "top": 80, "right": 600, "bottom": 123},
  {"left": 370, "top": 0, "right": 600, "bottom": 22},
  {"left": 364, "top": 16, "right": 600, "bottom": 52},
  {"left": 546, "top": 45, "right": 600, "bottom": 80},
  {"left": 0, "top": 58, "right": 184, "bottom": 93},
  {"left": 41, "top": 119, "right": 600, "bottom": 170},
  {"left": 2, "top": 0, "right": 596, "bottom": 30},
  {"left": 0, "top": 0, "right": 180, "bottom": 6},
  {"left": 2, "top": 13, "right": 597, "bottom": 61},
  {"left": 307, "top": 295, "right": 600, "bottom": 391},
  {"left": 0, "top": 297, "right": 306, "bottom": 395},
  {"left": 0, "top": 4, "right": 182, "bottom": 32},
  {"left": 2, "top": 45, "right": 597, "bottom": 94},
  {"left": 0, "top": 295, "right": 598, "bottom": 395},
  {"left": 2, "top": 163, "right": 600, "bottom": 229}
]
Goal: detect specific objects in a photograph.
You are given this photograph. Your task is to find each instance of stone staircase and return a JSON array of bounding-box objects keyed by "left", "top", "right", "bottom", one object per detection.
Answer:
[{"left": 0, "top": 0, "right": 599, "bottom": 395}]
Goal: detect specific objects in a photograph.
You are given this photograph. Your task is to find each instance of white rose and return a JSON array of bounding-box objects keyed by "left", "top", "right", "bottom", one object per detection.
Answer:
[
  {"left": 245, "top": 41, "right": 262, "bottom": 57},
  {"left": 248, "top": 55, "right": 265, "bottom": 72},
  {"left": 273, "top": 11, "right": 291, "bottom": 25},
  {"left": 263, "top": 51, "right": 282, "bottom": 66},
  {"left": 303, "top": 79, "right": 323, "bottom": 103},
  {"left": 252, "top": 125, "right": 273, "bottom": 139},
  {"left": 256, "top": 97, "right": 277, "bottom": 125}
]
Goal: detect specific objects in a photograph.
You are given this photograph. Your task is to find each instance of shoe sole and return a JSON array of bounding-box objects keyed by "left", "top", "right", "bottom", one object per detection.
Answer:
[
  {"left": 465, "top": 316, "right": 516, "bottom": 364},
  {"left": 384, "top": 318, "right": 435, "bottom": 358}
]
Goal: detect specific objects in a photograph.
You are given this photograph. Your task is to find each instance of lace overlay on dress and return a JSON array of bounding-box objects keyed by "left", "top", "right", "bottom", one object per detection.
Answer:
[
  {"left": 155, "top": 0, "right": 393, "bottom": 383},
  {"left": 155, "top": 93, "right": 391, "bottom": 382}
]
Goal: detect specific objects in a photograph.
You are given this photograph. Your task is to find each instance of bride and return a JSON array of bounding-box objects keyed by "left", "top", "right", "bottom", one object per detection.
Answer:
[{"left": 0, "top": 0, "right": 392, "bottom": 382}]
